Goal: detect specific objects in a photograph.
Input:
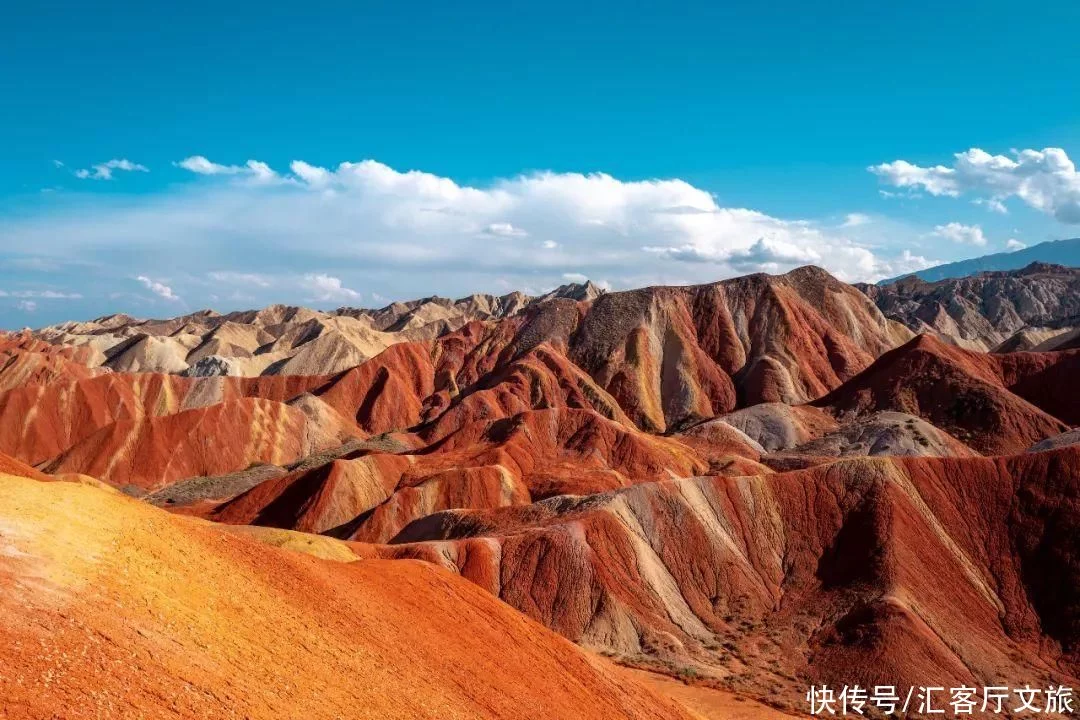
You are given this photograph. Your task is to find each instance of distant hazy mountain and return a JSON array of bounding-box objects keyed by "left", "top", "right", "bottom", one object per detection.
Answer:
[{"left": 884, "top": 237, "right": 1080, "bottom": 283}]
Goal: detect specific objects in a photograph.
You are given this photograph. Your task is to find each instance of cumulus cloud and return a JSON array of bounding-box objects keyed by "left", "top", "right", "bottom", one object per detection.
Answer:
[
  {"left": 889, "top": 249, "right": 937, "bottom": 275},
  {"left": 16, "top": 300, "right": 37, "bottom": 312},
  {"left": 177, "top": 156, "right": 278, "bottom": 183},
  {"left": 646, "top": 235, "right": 822, "bottom": 271},
  {"left": 931, "top": 222, "right": 987, "bottom": 246},
  {"left": 177, "top": 156, "right": 242, "bottom": 175},
  {"left": 74, "top": 158, "right": 149, "bottom": 180},
  {"left": 871, "top": 147, "right": 1080, "bottom": 223},
  {"left": 841, "top": 213, "right": 871, "bottom": 227},
  {"left": 136, "top": 275, "right": 181, "bottom": 301},
  {"left": 289, "top": 160, "right": 332, "bottom": 188},
  {"left": 975, "top": 197, "right": 1009, "bottom": 214},
  {"left": 870, "top": 159, "right": 959, "bottom": 196},
  {"left": 1, "top": 157, "right": 948, "bottom": 323},
  {"left": 562, "top": 273, "right": 589, "bottom": 283},
  {"left": 301, "top": 273, "right": 361, "bottom": 303},
  {"left": 483, "top": 222, "right": 528, "bottom": 238},
  {"left": 1006, "top": 238, "right": 1027, "bottom": 251},
  {"left": 207, "top": 271, "right": 271, "bottom": 287},
  {"left": 729, "top": 238, "right": 823, "bottom": 272}
]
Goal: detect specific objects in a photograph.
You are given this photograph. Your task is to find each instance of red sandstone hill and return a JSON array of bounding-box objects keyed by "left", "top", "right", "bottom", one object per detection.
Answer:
[
  {"left": 0, "top": 449, "right": 48, "bottom": 480},
  {"left": 811, "top": 334, "right": 1074, "bottom": 455},
  {"left": 360, "top": 447, "right": 1080, "bottom": 706},
  {"left": 0, "top": 332, "right": 103, "bottom": 391},
  {"left": 2, "top": 267, "right": 913, "bottom": 490},
  {"left": 41, "top": 397, "right": 360, "bottom": 492},
  {"left": 0, "top": 365, "right": 333, "bottom": 468},
  {"left": 538, "top": 266, "right": 910, "bottom": 431},
  {"left": 209, "top": 406, "right": 755, "bottom": 543}
]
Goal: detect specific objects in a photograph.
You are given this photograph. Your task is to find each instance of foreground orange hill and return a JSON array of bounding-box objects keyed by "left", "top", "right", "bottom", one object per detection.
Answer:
[{"left": 0, "top": 472, "right": 694, "bottom": 720}]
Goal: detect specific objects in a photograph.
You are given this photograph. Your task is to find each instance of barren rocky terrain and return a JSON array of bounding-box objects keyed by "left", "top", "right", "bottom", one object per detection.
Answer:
[
  {"left": 3, "top": 265, "right": 1079, "bottom": 718},
  {"left": 859, "top": 262, "right": 1080, "bottom": 352}
]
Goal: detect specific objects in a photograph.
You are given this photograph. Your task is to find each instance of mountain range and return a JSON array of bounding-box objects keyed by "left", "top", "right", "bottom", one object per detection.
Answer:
[
  {"left": 883, "top": 237, "right": 1080, "bottom": 283},
  {"left": 2, "top": 264, "right": 1079, "bottom": 719},
  {"left": 860, "top": 262, "right": 1080, "bottom": 351}
]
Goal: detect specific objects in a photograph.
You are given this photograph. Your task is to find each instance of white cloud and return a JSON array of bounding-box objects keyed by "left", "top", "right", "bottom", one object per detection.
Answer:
[
  {"left": 841, "top": 213, "right": 870, "bottom": 227},
  {"left": 871, "top": 147, "right": 1080, "bottom": 223},
  {"left": 136, "top": 275, "right": 181, "bottom": 301},
  {"left": 483, "top": 222, "right": 528, "bottom": 238},
  {"left": 177, "top": 156, "right": 279, "bottom": 183},
  {"left": 1006, "top": 238, "right": 1027, "bottom": 251},
  {"left": 177, "top": 156, "right": 242, "bottom": 175},
  {"left": 74, "top": 158, "right": 149, "bottom": 181},
  {"left": 289, "top": 160, "right": 332, "bottom": 188},
  {"left": 207, "top": 271, "right": 271, "bottom": 287},
  {"left": 887, "top": 249, "right": 937, "bottom": 275},
  {"left": 646, "top": 236, "right": 823, "bottom": 273},
  {"left": 245, "top": 161, "right": 277, "bottom": 183},
  {"left": 0, "top": 289, "right": 82, "bottom": 299},
  {"left": 931, "top": 222, "right": 987, "bottom": 246},
  {"left": 301, "top": 273, "right": 361, "bottom": 303},
  {"left": 207, "top": 270, "right": 361, "bottom": 302},
  {"left": 16, "top": 300, "right": 37, "bottom": 312},
  {"left": 870, "top": 159, "right": 958, "bottom": 196},
  {"left": 562, "top": 273, "right": 589, "bottom": 283},
  {"left": 2, "top": 157, "right": 944, "bottom": 320},
  {"left": 975, "top": 197, "right": 1009, "bottom": 214}
]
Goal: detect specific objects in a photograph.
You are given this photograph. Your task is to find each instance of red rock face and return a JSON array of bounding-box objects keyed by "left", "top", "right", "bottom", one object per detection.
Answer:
[
  {"left": 0, "top": 450, "right": 47, "bottom": 480},
  {"left": 812, "top": 334, "right": 1074, "bottom": 454},
  {"left": 314, "top": 341, "right": 436, "bottom": 432},
  {"left": 365, "top": 448, "right": 1080, "bottom": 701},
  {"left": 42, "top": 398, "right": 324, "bottom": 492},
  {"left": 212, "top": 406, "right": 736, "bottom": 543},
  {"left": 994, "top": 348, "right": 1080, "bottom": 425},
  {"left": 0, "top": 366, "right": 333, "bottom": 467},
  {"left": 0, "top": 333, "right": 104, "bottom": 392},
  {"left": 565, "top": 268, "right": 909, "bottom": 431}
]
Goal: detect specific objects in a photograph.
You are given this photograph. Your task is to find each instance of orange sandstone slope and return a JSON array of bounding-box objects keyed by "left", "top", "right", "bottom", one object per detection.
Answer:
[
  {"left": 41, "top": 397, "right": 360, "bottom": 492},
  {"left": 0, "top": 364, "right": 334, "bottom": 467},
  {"left": 0, "top": 472, "right": 693, "bottom": 720},
  {"left": 0, "top": 332, "right": 104, "bottom": 391},
  {"left": 0, "top": 450, "right": 48, "bottom": 480}
]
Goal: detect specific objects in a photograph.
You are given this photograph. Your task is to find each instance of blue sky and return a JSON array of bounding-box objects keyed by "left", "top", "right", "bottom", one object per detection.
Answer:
[{"left": 3, "top": 0, "right": 1080, "bottom": 327}]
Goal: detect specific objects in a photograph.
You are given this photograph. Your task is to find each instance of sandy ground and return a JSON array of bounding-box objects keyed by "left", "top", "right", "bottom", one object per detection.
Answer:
[{"left": 626, "top": 668, "right": 807, "bottom": 720}]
